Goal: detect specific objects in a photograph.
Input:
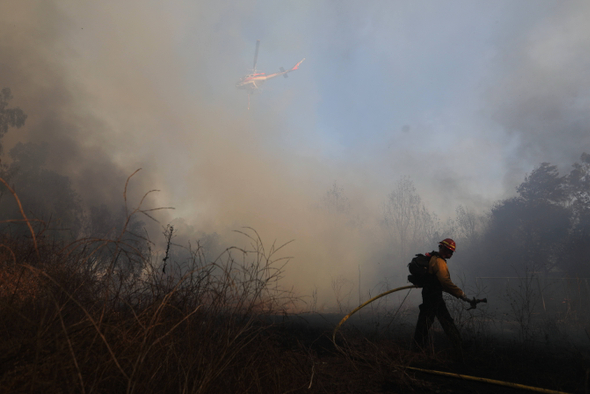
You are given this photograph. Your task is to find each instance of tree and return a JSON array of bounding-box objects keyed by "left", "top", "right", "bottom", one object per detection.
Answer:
[
  {"left": 567, "top": 152, "right": 590, "bottom": 219},
  {"left": 455, "top": 205, "right": 484, "bottom": 243},
  {"left": 563, "top": 153, "right": 590, "bottom": 277},
  {"left": 476, "top": 163, "right": 571, "bottom": 278},
  {"left": 0, "top": 88, "right": 27, "bottom": 155},
  {"left": 0, "top": 142, "right": 83, "bottom": 239},
  {"left": 319, "top": 181, "right": 365, "bottom": 229},
  {"left": 516, "top": 162, "right": 567, "bottom": 205},
  {"left": 382, "top": 177, "right": 439, "bottom": 258},
  {"left": 321, "top": 182, "right": 351, "bottom": 215}
]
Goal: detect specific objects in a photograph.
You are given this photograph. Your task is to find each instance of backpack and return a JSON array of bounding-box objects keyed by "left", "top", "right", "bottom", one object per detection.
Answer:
[{"left": 407, "top": 253, "right": 433, "bottom": 286}]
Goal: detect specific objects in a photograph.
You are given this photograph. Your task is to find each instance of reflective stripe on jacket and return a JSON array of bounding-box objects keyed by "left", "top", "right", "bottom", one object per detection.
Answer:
[{"left": 428, "top": 255, "right": 465, "bottom": 298}]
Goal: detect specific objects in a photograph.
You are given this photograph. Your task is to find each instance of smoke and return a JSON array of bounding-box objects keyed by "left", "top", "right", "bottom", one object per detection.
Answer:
[
  {"left": 1, "top": 0, "right": 588, "bottom": 308},
  {"left": 484, "top": 1, "right": 590, "bottom": 186},
  {"left": 0, "top": 1, "right": 150, "bottom": 210}
]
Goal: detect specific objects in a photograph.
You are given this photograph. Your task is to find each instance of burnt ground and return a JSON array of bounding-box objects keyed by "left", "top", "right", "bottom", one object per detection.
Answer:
[{"left": 270, "top": 315, "right": 590, "bottom": 394}]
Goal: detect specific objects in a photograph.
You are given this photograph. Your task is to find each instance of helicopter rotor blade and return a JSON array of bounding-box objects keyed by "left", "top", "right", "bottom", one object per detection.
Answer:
[{"left": 253, "top": 40, "right": 260, "bottom": 71}]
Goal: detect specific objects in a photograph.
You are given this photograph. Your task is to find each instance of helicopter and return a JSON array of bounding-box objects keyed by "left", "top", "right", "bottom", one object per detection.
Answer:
[{"left": 236, "top": 40, "right": 305, "bottom": 108}]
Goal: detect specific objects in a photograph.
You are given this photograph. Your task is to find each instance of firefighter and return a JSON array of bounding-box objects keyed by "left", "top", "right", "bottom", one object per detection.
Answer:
[{"left": 412, "top": 238, "right": 473, "bottom": 357}]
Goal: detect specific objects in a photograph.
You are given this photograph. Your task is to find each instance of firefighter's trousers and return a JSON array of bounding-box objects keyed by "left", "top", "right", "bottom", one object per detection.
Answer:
[{"left": 412, "top": 293, "right": 462, "bottom": 353}]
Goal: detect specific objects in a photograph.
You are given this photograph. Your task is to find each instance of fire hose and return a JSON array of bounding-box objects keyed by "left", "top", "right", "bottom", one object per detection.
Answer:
[
  {"left": 331, "top": 285, "right": 571, "bottom": 394},
  {"left": 332, "top": 285, "right": 418, "bottom": 345},
  {"left": 332, "top": 285, "right": 487, "bottom": 344},
  {"left": 406, "top": 366, "right": 572, "bottom": 394}
]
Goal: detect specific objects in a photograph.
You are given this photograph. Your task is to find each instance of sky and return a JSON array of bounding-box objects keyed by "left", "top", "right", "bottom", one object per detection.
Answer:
[{"left": 1, "top": 0, "right": 589, "bottom": 308}]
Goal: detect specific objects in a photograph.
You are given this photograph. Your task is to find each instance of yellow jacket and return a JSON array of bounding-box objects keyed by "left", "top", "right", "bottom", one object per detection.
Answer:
[{"left": 428, "top": 254, "right": 465, "bottom": 298}]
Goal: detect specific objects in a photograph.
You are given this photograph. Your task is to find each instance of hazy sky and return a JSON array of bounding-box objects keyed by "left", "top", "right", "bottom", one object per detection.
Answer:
[{"left": 1, "top": 0, "right": 589, "bottom": 307}]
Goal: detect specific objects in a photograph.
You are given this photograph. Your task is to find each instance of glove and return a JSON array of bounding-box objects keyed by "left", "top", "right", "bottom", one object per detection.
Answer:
[{"left": 461, "top": 295, "right": 478, "bottom": 309}]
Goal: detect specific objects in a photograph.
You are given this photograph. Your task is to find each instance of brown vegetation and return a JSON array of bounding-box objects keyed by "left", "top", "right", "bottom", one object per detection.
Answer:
[{"left": 0, "top": 176, "right": 588, "bottom": 393}]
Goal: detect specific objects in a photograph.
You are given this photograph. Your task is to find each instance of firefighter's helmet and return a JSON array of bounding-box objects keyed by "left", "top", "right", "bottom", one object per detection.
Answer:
[{"left": 439, "top": 238, "right": 456, "bottom": 252}]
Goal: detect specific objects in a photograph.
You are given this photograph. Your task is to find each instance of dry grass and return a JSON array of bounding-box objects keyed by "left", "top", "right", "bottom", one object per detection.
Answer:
[
  {"left": 0, "top": 221, "right": 317, "bottom": 394},
  {"left": 0, "top": 172, "right": 314, "bottom": 393}
]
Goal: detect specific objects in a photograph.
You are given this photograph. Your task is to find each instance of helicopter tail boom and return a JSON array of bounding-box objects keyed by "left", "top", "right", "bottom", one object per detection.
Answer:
[{"left": 291, "top": 58, "right": 305, "bottom": 71}]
